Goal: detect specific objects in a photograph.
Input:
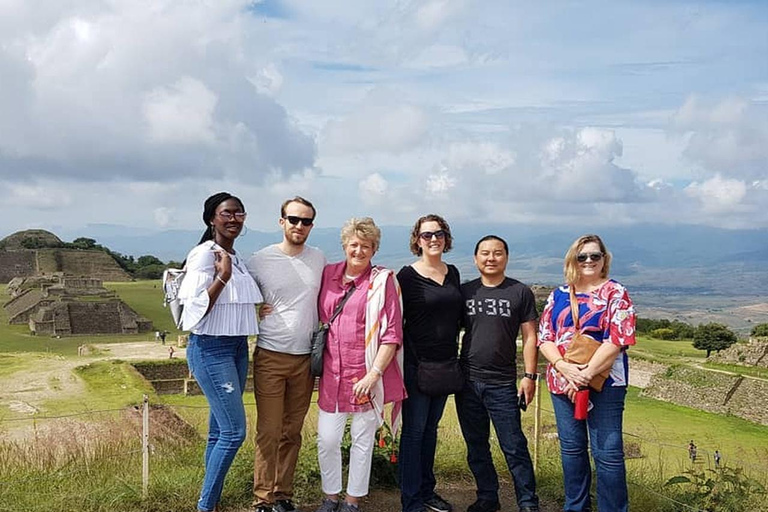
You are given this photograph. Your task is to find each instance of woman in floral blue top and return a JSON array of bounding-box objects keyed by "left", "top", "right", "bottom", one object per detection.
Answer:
[{"left": 538, "top": 234, "right": 636, "bottom": 512}]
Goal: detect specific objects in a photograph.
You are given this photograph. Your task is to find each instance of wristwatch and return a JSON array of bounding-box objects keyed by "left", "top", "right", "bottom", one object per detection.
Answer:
[{"left": 523, "top": 372, "right": 539, "bottom": 381}]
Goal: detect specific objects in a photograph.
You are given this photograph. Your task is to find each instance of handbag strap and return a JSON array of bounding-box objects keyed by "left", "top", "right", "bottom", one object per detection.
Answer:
[
  {"left": 326, "top": 283, "right": 356, "bottom": 327},
  {"left": 569, "top": 285, "right": 581, "bottom": 331}
]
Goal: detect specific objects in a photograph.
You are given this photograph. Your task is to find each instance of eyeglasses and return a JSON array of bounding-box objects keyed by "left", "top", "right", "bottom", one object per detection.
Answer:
[
  {"left": 577, "top": 252, "right": 604, "bottom": 263},
  {"left": 418, "top": 230, "right": 446, "bottom": 241},
  {"left": 217, "top": 211, "right": 247, "bottom": 221},
  {"left": 284, "top": 215, "right": 314, "bottom": 227}
]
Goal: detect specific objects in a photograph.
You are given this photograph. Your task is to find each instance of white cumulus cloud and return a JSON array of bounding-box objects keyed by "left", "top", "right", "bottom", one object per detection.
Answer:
[
  {"left": 143, "top": 77, "right": 218, "bottom": 145},
  {"left": 685, "top": 175, "right": 748, "bottom": 212}
]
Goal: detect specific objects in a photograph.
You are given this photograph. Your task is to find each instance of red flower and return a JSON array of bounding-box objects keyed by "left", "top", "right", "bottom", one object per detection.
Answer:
[{"left": 390, "top": 453, "right": 398, "bottom": 463}]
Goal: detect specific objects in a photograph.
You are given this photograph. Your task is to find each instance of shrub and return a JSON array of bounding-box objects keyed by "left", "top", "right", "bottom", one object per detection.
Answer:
[
  {"left": 751, "top": 323, "right": 768, "bottom": 337},
  {"left": 665, "top": 467, "right": 766, "bottom": 512},
  {"left": 650, "top": 328, "right": 677, "bottom": 340}
]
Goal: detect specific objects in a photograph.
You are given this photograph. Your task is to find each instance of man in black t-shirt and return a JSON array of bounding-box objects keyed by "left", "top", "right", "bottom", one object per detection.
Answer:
[{"left": 457, "top": 235, "right": 540, "bottom": 512}]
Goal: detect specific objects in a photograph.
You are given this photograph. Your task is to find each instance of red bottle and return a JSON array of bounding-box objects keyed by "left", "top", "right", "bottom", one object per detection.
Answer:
[{"left": 574, "top": 388, "right": 590, "bottom": 420}]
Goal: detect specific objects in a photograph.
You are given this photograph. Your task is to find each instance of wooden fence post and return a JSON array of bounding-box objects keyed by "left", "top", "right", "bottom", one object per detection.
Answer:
[{"left": 142, "top": 394, "right": 149, "bottom": 499}]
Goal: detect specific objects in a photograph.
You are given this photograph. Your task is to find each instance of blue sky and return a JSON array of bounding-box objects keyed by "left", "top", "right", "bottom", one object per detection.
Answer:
[{"left": 0, "top": 0, "right": 766, "bottom": 236}]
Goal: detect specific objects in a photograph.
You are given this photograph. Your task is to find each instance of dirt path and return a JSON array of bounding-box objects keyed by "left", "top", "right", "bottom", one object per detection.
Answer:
[
  {"left": 232, "top": 483, "right": 561, "bottom": 512},
  {"left": 1, "top": 341, "right": 186, "bottom": 436}
]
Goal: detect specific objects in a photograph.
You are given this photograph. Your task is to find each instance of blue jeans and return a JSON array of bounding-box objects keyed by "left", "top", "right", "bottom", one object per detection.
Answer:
[
  {"left": 187, "top": 334, "right": 250, "bottom": 512},
  {"left": 550, "top": 386, "right": 628, "bottom": 512},
  {"left": 399, "top": 363, "right": 449, "bottom": 512},
  {"left": 456, "top": 380, "right": 538, "bottom": 509}
]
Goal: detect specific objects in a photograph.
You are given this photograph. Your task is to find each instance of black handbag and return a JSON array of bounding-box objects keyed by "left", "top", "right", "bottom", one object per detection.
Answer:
[
  {"left": 406, "top": 327, "right": 463, "bottom": 396},
  {"left": 310, "top": 283, "right": 356, "bottom": 377},
  {"left": 415, "top": 357, "right": 464, "bottom": 396}
]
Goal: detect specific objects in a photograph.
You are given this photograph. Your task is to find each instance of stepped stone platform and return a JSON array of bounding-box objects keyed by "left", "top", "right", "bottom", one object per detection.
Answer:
[
  {"left": 3, "top": 273, "right": 152, "bottom": 336},
  {"left": 131, "top": 360, "right": 255, "bottom": 396},
  {"left": 0, "top": 229, "right": 131, "bottom": 283}
]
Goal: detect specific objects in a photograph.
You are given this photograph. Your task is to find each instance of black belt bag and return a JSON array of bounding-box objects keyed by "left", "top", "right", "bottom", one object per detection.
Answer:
[{"left": 415, "top": 357, "right": 464, "bottom": 396}]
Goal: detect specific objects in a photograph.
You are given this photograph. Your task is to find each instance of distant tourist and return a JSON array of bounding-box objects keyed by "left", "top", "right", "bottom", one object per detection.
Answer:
[
  {"left": 160, "top": 331, "right": 167, "bottom": 345},
  {"left": 155, "top": 330, "right": 161, "bottom": 342},
  {"left": 178, "top": 192, "right": 263, "bottom": 512},
  {"left": 714, "top": 449, "right": 721, "bottom": 468},
  {"left": 168, "top": 346, "right": 174, "bottom": 359},
  {"left": 314, "top": 217, "right": 406, "bottom": 512},
  {"left": 246, "top": 196, "right": 326, "bottom": 512},
  {"left": 538, "top": 234, "right": 636, "bottom": 512},
  {"left": 457, "top": 235, "right": 540, "bottom": 512},
  {"left": 397, "top": 214, "right": 462, "bottom": 512}
]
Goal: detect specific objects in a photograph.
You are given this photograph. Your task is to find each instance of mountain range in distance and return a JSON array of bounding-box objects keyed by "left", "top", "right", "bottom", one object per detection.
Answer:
[{"left": 43, "top": 222, "right": 768, "bottom": 333}]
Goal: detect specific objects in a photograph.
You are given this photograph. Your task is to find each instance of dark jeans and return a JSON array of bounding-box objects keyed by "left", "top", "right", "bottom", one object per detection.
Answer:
[
  {"left": 399, "top": 363, "right": 450, "bottom": 512},
  {"left": 187, "top": 334, "right": 250, "bottom": 512},
  {"left": 456, "top": 380, "right": 538, "bottom": 509},
  {"left": 550, "top": 386, "right": 628, "bottom": 512}
]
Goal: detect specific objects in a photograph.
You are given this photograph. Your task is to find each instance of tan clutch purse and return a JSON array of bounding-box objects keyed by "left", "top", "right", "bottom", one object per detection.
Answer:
[{"left": 563, "top": 286, "right": 610, "bottom": 392}]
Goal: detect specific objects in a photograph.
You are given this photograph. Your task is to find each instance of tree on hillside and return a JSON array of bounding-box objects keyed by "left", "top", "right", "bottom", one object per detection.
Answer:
[
  {"left": 693, "top": 323, "right": 738, "bottom": 357},
  {"left": 137, "top": 255, "right": 164, "bottom": 267},
  {"left": 751, "top": 323, "right": 768, "bottom": 337},
  {"left": 71, "top": 237, "right": 98, "bottom": 249}
]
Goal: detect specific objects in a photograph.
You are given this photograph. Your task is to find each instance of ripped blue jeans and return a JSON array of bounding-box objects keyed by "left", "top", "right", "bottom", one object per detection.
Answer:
[{"left": 187, "top": 334, "right": 249, "bottom": 512}]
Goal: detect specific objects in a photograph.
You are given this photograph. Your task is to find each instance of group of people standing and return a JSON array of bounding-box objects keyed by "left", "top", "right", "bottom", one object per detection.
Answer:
[{"left": 177, "top": 192, "right": 637, "bottom": 512}]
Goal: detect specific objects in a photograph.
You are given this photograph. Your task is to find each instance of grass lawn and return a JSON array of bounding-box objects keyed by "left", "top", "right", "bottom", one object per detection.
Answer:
[
  {"left": 704, "top": 360, "right": 768, "bottom": 379},
  {"left": 631, "top": 335, "right": 706, "bottom": 362}
]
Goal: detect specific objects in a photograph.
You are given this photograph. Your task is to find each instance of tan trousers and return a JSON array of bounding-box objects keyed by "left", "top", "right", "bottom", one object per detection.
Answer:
[{"left": 252, "top": 347, "right": 313, "bottom": 506}]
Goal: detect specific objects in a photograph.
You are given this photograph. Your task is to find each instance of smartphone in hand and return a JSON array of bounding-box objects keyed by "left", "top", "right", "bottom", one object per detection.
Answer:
[{"left": 518, "top": 393, "right": 527, "bottom": 412}]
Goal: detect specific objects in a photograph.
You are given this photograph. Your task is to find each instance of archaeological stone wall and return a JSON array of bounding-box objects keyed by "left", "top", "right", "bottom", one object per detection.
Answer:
[
  {"left": 56, "top": 251, "right": 131, "bottom": 282},
  {"left": 68, "top": 302, "right": 124, "bottom": 334},
  {"left": 642, "top": 365, "right": 768, "bottom": 425},
  {"left": 710, "top": 337, "right": 768, "bottom": 368},
  {"left": 0, "top": 251, "right": 37, "bottom": 283},
  {"left": 1, "top": 248, "right": 131, "bottom": 283},
  {"left": 4, "top": 289, "right": 44, "bottom": 323}
]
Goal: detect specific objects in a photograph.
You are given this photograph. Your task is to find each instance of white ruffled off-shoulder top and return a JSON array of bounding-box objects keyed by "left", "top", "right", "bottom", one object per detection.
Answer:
[{"left": 178, "top": 241, "right": 263, "bottom": 336}]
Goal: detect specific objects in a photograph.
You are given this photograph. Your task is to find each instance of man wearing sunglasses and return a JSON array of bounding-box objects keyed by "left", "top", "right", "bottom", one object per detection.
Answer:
[
  {"left": 456, "top": 235, "right": 540, "bottom": 512},
  {"left": 246, "top": 196, "right": 327, "bottom": 512}
]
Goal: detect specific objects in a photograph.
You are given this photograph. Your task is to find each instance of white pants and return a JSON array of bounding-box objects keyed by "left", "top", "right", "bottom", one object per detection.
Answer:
[{"left": 317, "top": 408, "right": 379, "bottom": 497}]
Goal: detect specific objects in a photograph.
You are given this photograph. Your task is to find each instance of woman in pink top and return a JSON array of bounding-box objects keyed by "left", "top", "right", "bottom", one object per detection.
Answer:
[{"left": 314, "top": 217, "right": 406, "bottom": 512}]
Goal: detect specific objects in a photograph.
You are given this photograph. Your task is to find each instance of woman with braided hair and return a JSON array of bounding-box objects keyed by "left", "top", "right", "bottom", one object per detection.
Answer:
[{"left": 178, "top": 192, "right": 263, "bottom": 512}]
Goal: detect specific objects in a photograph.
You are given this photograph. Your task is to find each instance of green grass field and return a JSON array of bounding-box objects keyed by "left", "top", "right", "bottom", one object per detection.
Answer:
[{"left": 3, "top": 281, "right": 768, "bottom": 511}]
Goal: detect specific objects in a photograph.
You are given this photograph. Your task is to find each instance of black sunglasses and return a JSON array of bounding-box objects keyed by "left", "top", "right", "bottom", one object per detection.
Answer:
[
  {"left": 284, "top": 215, "right": 314, "bottom": 227},
  {"left": 418, "top": 230, "right": 446, "bottom": 241},
  {"left": 577, "top": 252, "right": 604, "bottom": 263}
]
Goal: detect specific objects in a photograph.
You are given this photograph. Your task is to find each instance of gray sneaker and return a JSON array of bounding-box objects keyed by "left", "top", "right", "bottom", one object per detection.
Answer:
[
  {"left": 314, "top": 498, "right": 339, "bottom": 512},
  {"left": 338, "top": 503, "right": 359, "bottom": 512}
]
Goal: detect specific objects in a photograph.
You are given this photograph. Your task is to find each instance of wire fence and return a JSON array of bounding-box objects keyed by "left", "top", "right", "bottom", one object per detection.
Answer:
[{"left": 2, "top": 392, "right": 765, "bottom": 511}]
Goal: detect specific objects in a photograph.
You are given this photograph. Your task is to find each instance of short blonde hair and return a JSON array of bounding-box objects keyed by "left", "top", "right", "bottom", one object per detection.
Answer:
[
  {"left": 340, "top": 217, "right": 381, "bottom": 252},
  {"left": 563, "top": 234, "right": 612, "bottom": 285}
]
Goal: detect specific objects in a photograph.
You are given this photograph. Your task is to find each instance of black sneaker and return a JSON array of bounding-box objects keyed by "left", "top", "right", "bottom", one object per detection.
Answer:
[
  {"left": 425, "top": 494, "right": 453, "bottom": 512},
  {"left": 275, "top": 500, "right": 298, "bottom": 512},
  {"left": 254, "top": 506, "right": 273, "bottom": 512},
  {"left": 519, "top": 507, "right": 539, "bottom": 512},
  {"left": 466, "top": 500, "right": 500, "bottom": 512}
]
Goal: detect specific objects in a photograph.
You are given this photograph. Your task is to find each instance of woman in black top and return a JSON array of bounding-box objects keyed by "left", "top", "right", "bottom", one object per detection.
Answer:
[{"left": 398, "top": 214, "right": 463, "bottom": 512}]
